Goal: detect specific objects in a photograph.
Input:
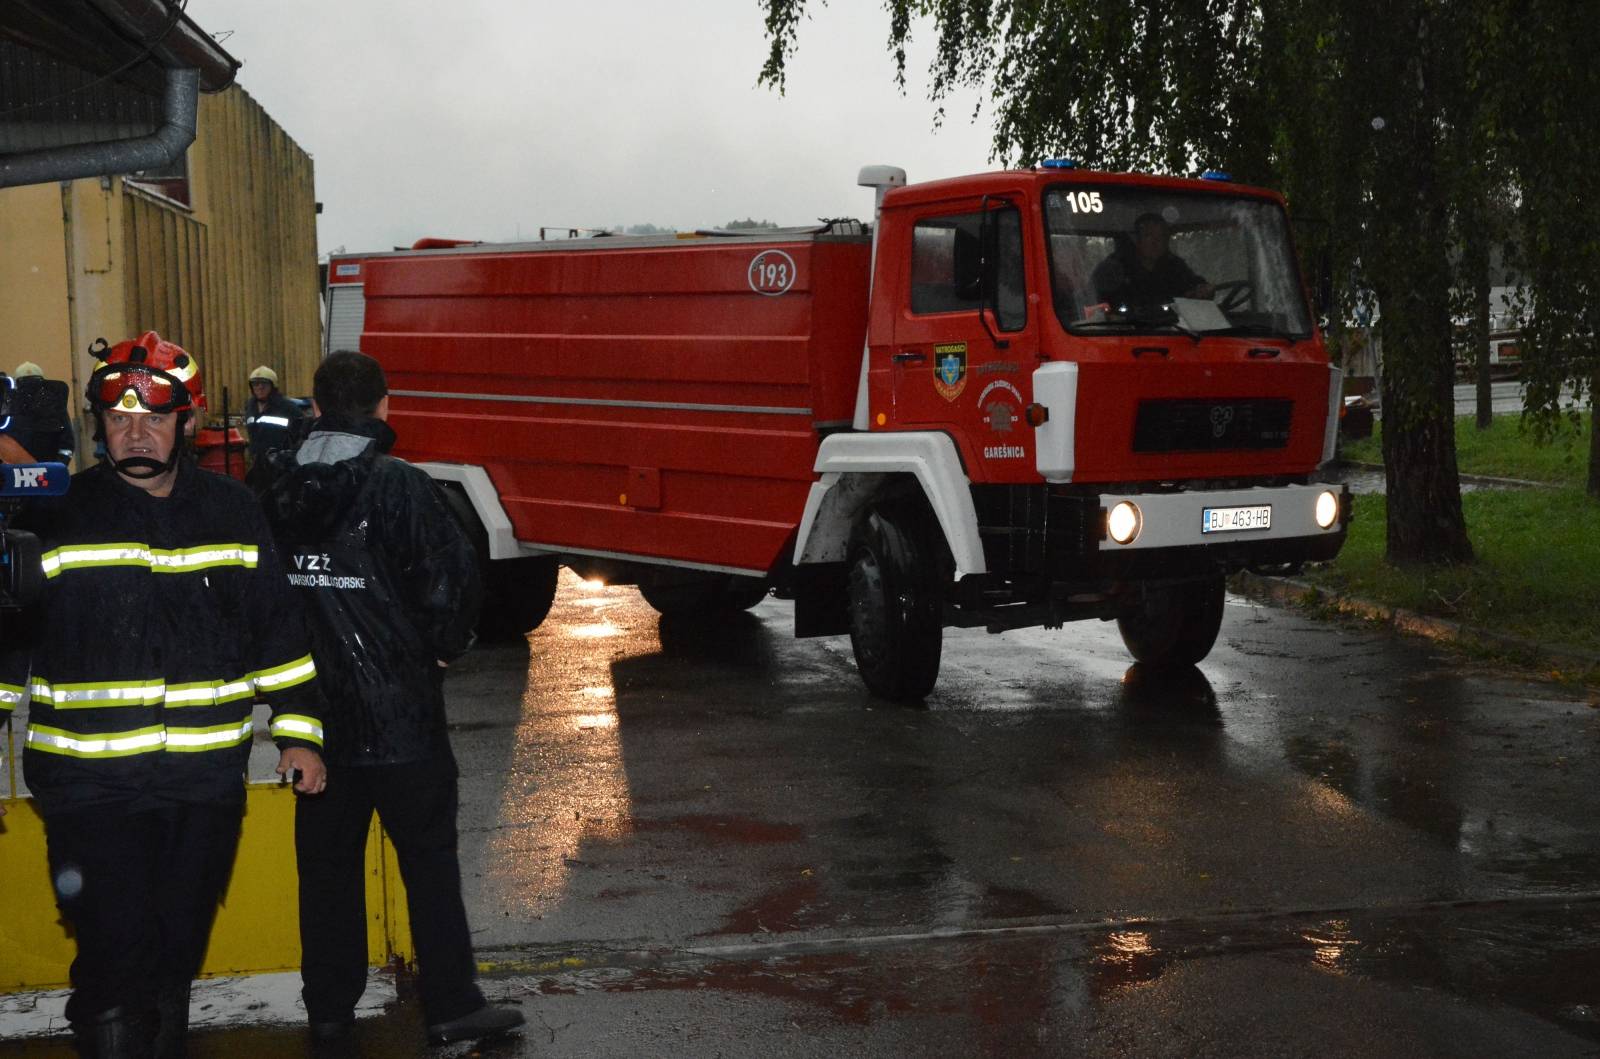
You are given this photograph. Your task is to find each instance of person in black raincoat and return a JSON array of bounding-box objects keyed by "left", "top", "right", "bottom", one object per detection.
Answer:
[{"left": 262, "top": 350, "right": 524, "bottom": 1047}]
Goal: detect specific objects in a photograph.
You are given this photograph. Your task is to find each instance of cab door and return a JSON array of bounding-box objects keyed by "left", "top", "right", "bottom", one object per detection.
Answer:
[{"left": 890, "top": 198, "right": 1038, "bottom": 481}]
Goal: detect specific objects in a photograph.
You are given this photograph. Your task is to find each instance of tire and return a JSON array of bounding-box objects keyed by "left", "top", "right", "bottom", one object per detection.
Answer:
[
  {"left": 639, "top": 575, "right": 768, "bottom": 617},
  {"left": 1116, "top": 574, "right": 1226, "bottom": 668},
  {"left": 721, "top": 578, "right": 772, "bottom": 612},
  {"left": 846, "top": 504, "right": 943, "bottom": 702},
  {"left": 437, "top": 483, "right": 559, "bottom": 641},
  {"left": 478, "top": 555, "right": 560, "bottom": 640}
]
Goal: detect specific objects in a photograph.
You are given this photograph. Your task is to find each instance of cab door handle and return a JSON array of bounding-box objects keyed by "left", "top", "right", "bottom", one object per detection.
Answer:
[{"left": 892, "top": 350, "right": 927, "bottom": 364}]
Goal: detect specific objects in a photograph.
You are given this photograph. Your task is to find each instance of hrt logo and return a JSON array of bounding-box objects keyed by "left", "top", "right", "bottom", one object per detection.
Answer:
[{"left": 9, "top": 466, "right": 49, "bottom": 489}]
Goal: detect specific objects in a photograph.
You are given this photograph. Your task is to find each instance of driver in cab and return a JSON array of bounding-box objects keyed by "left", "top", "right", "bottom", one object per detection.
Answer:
[{"left": 1092, "top": 212, "right": 1215, "bottom": 308}]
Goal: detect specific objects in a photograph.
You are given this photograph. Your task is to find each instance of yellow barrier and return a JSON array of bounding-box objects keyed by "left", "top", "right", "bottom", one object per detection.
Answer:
[{"left": 0, "top": 783, "right": 412, "bottom": 993}]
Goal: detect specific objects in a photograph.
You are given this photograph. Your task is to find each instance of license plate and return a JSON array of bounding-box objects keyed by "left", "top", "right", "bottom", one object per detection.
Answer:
[{"left": 1201, "top": 504, "right": 1272, "bottom": 533}]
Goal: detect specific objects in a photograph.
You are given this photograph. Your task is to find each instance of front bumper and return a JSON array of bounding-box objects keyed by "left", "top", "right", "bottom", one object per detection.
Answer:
[{"left": 971, "top": 481, "right": 1350, "bottom": 585}]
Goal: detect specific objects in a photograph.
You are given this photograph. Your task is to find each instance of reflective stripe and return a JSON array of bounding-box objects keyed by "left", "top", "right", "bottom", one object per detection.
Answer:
[
  {"left": 253, "top": 655, "right": 316, "bottom": 691},
  {"left": 0, "top": 682, "right": 24, "bottom": 708},
  {"left": 166, "top": 720, "right": 253, "bottom": 751},
  {"left": 165, "top": 678, "right": 255, "bottom": 707},
  {"left": 269, "top": 714, "right": 324, "bottom": 746},
  {"left": 26, "top": 723, "right": 166, "bottom": 758},
  {"left": 32, "top": 678, "right": 165, "bottom": 708},
  {"left": 43, "top": 542, "right": 260, "bottom": 578},
  {"left": 251, "top": 415, "right": 292, "bottom": 428}
]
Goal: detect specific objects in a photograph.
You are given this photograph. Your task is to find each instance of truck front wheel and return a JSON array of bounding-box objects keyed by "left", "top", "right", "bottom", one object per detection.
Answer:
[
  {"left": 847, "top": 505, "right": 943, "bottom": 702},
  {"left": 1116, "top": 575, "right": 1226, "bottom": 668}
]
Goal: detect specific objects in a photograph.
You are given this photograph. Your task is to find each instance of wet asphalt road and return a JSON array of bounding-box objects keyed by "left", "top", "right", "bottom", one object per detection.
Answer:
[{"left": 5, "top": 572, "right": 1600, "bottom": 1057}]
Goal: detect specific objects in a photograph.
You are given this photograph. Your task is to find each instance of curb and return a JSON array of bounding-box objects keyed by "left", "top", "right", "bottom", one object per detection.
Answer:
[{"left": 1228, "top": 570, "right": 1600, "bottom": 677}]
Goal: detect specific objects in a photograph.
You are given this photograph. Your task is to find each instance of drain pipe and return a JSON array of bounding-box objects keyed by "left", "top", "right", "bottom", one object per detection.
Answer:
[{"left": 0, "top": 65, "right": 199, "bottom": 190}]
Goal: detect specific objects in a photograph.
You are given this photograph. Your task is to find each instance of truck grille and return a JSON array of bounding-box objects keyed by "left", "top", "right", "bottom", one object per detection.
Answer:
[{"left": 1132, "top": 398, "right": 1293, "bottom": 453}]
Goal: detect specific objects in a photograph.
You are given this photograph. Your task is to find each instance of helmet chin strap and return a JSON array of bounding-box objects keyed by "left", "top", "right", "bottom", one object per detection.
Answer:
[{"left": 110, "top": 454, "right": 170, "bottom": 479}]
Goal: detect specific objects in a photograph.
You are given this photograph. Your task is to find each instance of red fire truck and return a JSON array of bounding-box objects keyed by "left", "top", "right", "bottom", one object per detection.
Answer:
[{"left": 324, "top": 163, "right": 1349, "bottom": 700}]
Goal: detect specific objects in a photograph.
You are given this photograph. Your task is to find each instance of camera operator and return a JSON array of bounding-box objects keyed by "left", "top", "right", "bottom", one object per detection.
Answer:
[{"left": 0, "top": 332, "right": 327, "bottom": 1059}]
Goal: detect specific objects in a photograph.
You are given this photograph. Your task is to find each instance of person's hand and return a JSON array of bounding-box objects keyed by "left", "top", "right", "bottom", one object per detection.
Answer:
[{"left": 277, "top": 746, "right": 327, "bottom": 794}]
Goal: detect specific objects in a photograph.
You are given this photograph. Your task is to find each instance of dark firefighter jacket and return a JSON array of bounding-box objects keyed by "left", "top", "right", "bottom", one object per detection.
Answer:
[
  {"left": 244, "top": 390, "right": 303, "bottom": 464},
  {"left": 262, "top": 413, "right": 482, "bottom": 767},
  {"left": 0, "top": 458, "right": 325, "bottom": 817}
]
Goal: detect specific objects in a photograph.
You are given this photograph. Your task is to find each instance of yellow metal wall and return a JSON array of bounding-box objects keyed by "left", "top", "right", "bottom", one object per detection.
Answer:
[
  {"left": 0, "top": 785, "right": 412, "bottom": 992},
  {"left": 0, "top": 183, "right": 72, "bottom": 384}
]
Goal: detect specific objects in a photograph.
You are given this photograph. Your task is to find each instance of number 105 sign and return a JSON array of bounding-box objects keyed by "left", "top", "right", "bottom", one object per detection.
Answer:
[{"left": 748, "top": 249, "right": 797, "bottom": 296}]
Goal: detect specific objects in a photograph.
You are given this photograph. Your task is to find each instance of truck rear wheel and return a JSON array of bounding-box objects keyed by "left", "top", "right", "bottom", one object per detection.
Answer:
[
  {"left": 479, "top": 555, "right": 560, "bottom": 640},
  {"left": 438, "top": 482, "right": 559, "bottom": 641},
  {"left": 846, "top": 504, "right": 943, "bottom": 702},
  {"left": 639, "top": 575, "right": 769, "bottom": 617},
  {"left": 1116, "top": 574, "right": 1226, "bottom": 668}
]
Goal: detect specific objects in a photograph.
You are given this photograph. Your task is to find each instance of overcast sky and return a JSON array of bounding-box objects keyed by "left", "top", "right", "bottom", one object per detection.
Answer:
[{"left": 189, "top": 1, "right": 998, "bottom": 256}]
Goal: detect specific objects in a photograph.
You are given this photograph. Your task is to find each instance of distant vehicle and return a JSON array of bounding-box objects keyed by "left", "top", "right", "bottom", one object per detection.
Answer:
[
  {"left": 1454, "top": 324, "right": 1524, "bottom": 381},
  {"left": 1340, "top": 394, "right": 1375, "bottom": 441},
  {"left": 324, "top": 163, "right": 1350, "bottom": 700}
]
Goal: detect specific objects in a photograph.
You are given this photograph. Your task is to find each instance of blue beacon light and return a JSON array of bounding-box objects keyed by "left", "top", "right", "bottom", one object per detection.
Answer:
[
  {"left": 1201, "top": 170, "right": 1233, "bottom": 182},
  {"left": 1040, "top": 158, "right": 1077, "bottom": 169}
]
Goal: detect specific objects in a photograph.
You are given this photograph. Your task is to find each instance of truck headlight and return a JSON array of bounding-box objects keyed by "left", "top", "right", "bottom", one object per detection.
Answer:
[
  {"left": 1314, "top": 489, "right": 1340, "bottom": 529},
  {"left": 1107, "top": 500, "right": 1142, "bottom": 544}
]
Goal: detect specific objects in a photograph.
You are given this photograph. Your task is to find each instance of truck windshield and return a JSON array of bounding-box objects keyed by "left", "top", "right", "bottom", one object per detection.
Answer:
[{"left": 1043, "top": 185, "right": 1313, "bottom": 339}]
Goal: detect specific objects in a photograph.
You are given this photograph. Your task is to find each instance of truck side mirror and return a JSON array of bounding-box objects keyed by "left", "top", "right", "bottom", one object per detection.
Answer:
[
  {"left": 952, "top": 228, "right": 983, "bottom": 302},
  {"left": 976, "top": 196, "right": 1011, "bottom": 350}
]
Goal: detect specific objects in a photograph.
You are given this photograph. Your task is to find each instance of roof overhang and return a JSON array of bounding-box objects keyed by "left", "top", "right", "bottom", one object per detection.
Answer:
[{"left": 1, "top": 0, "right": 239, "bottom": 95}]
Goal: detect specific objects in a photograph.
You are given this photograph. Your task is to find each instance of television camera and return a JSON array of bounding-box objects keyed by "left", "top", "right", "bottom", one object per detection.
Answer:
[{"left": 1, "top": 370, "right": 71, "bottom": 611}]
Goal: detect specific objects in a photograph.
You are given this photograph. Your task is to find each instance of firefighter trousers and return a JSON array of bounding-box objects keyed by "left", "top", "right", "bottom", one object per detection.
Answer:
[
  {"left": 295, "top": 753, "right": 485, "bottom": 1026},
  {"left": 43, "top": 802, "right": 244, "bottom": 1027}
]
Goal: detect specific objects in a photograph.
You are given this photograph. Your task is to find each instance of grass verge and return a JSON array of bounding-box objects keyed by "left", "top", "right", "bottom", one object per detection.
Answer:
[
  {"left": 1308, "top": 412, "right": 1599, "bottom": 679},
  {"left": 1339, "top": 412, "right": 1592, "bottom": 486}
]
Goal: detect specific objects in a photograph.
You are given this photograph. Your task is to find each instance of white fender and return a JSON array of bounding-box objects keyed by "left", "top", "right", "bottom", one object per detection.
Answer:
[
  {"left": 793, "top": 432, "right": 986, "bottom": 579},
  {"left": 414, "top": 462, "right": 542, "bottom": 561}
]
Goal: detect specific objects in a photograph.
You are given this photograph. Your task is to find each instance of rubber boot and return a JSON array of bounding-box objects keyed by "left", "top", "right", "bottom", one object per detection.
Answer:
[
  {"left": 71, "top": 1006, "right": 157, "bottom": 1059},
  {"left": 152, "top": 985, "right": 191, "bottom": 1059}
]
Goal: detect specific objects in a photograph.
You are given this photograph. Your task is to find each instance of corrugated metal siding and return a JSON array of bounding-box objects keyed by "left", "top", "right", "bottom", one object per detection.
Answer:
[
  {"left": 192, "top": 86, "right": 319, "bottom": 407},
  {"left": 122, "top": 189, "right": 212, "bottom": 363},
  {"left": 326, "top": 285, "right": 366, "bottom": 354}
]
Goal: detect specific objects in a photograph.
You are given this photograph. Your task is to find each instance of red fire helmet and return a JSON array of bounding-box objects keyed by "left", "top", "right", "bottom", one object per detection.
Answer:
[{"left": 87, "top": 331, "right": 205, "bottom": 418}]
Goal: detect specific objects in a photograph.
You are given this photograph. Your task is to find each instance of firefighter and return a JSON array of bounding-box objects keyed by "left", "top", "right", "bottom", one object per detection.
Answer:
[
  {"left": 0, "top": 331, "right": 327, "bottom": 1059},
  {"left": 243, "top": 364, "right": 303, "bottom": 492},
  {"left": 263, "top": 351, "right": 523, "bottom": 1046}
]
